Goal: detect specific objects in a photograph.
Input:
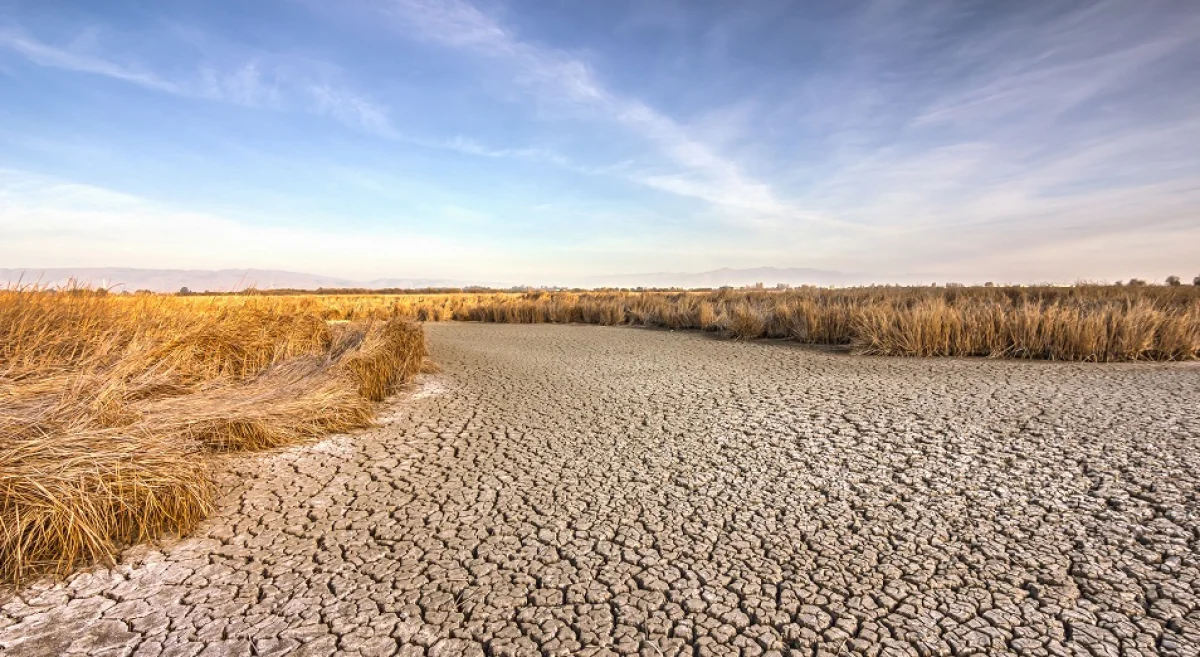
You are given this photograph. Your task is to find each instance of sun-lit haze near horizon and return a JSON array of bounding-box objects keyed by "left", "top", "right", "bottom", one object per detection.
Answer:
[{"left": 2, "top": 0, "right": 1198, "bottom": 286}]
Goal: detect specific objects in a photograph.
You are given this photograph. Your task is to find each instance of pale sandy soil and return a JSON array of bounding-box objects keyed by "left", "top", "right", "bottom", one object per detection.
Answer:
[{"left": 2, "top": 323, "right": 1198, "bottom": 656}]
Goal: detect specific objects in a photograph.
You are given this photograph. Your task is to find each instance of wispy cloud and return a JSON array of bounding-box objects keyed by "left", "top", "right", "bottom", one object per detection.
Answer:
[
  {"left": 909, "top": 1, "right": 1200, "bottom": 127},
  {"left": 440, "top": 135, "right": 569, "bottom": 165},
  {"left": 366, "top": 0, "right": 835, "bottom": 224},
  {"left": 0, "top": 26, "right": 180, "bottom": 92},
  {"left": 0, "top": 25, "right": 395, "bottom": 135},
  {"left": 765, "top": 0, "right": 1200, "bottom": 269}
]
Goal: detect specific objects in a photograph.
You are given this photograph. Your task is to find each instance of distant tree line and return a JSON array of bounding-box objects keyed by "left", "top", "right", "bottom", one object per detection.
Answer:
[{"left": 157, "top": 276, "right": 1200, "bottom": 296}]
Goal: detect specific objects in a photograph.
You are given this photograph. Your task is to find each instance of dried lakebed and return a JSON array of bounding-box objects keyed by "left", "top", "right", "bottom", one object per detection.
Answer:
[{"left": 2, "top": 323, "right": 1198, "bottom": 656}]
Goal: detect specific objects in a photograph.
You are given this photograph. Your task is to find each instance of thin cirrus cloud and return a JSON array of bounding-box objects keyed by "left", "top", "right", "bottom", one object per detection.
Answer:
[
  {"left": 0, "top": 26, "right": 179, "bottom": 92},
  {"left": 789, "top": 0, "right": 1200, "bottom": 248},
  {"left": 0, "top": 25, "right": 395, "bottom": 135},
  {"left": 360, "top": 0, "right": 832, "bottom": 225}
]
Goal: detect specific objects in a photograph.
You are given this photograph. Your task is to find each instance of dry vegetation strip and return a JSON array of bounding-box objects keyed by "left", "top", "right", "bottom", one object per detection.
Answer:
[
  {"left": 194, "top": 285, "right": 1200, "bottom": 361},
  {"left": 0, "top": 290, "right": 425, "bottom": 587}
]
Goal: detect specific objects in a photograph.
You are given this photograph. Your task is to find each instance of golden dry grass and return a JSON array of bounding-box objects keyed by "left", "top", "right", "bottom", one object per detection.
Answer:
[
  {"left": 190, "top": 285, "right": 1200, "bottom": 361},
  {"left": 1, "top": 289, "right": 425, "bottom": 587}
]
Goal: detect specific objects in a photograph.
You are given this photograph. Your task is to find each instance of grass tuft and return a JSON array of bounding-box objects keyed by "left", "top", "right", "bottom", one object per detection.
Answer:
[
  {"left": 0, "top": 425, "right": 213, "bottom": 585},
  {"left": 339, "top": 320, "right": 427, "bottom": 401}
]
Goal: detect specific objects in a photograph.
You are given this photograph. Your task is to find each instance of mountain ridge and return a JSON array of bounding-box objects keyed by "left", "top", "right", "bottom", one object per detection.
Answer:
[
  {"left": 0, "top": 268, "right": 470, "bottom": 292},
  {"left": 0, "top": 266, "right": 934, "bottom": 292}
]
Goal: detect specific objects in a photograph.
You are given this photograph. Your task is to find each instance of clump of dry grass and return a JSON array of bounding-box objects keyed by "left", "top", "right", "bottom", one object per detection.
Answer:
[
  {"left": 146, "top": 361, "right": 375, "bottom": 452},
  {"left": 727, "top": 303, "right": 767, "bottom": 340},
  {"left": 0, "top": 424, "right": 213, "bottom": 586},
  {"left": 697, "top": 302, "right": 718, "bottom": 331},
  {"left": 338, "top": 320, "right": 427, "bottom": 401},
  {"left": 0, "top": 289, "right": 426, "bottom": 587}
]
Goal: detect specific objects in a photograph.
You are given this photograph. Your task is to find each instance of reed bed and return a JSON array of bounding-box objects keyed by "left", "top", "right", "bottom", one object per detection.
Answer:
[
  {"left": 190, "top": 285, "right": 1200, "bottom": 362},
  {"left": 1, "top": 290, "right": 425, "bottom": 587}
]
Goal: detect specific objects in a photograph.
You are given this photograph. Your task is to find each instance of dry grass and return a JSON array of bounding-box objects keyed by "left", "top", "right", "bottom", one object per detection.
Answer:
[
  {"left": 189, "top": 285, "right": 1200, "bottom": 362},
  {"left": 339, "top": 320, "right": 427, "bottom": 401},
  {"left": 1, "top": 289, "right": 425, "bottom": 587},
  {"left": 0, "top": 426, "right": 214, "bottom": 588}
]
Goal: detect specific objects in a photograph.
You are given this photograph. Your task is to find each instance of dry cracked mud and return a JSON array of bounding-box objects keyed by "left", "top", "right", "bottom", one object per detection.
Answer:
[{"left": 3, "top": 323, "right": 1199, "bottom": 657}]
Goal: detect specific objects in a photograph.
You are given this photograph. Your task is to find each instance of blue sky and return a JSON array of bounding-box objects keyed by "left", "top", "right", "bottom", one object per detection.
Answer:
[{"left": 1, "top": 0, "right": 1197, "bottom": 284}]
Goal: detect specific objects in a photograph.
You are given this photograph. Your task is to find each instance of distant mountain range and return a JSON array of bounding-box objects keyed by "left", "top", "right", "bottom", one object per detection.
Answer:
[
  {"left": 1, "top": 266, "right": 936, "bottom": 292},
  {"left": 586, "top": 267, "right": 907, "bottom": 289},
  {"left": 0, "top": 268, "right": 472, "bottom": 292}
]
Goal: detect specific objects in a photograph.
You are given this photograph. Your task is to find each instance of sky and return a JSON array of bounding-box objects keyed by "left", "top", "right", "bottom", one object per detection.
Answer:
[{"left": 1, "top": 0, "right": 1198, "bottom": 285}]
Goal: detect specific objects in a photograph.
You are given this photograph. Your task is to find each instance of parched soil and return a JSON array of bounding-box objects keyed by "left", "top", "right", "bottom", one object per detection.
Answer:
[{"left": 2, "top": 323, "right": 1198, "bottom": 656}]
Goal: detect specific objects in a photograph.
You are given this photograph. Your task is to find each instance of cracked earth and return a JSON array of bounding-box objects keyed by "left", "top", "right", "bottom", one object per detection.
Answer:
[{"left": 3, "top": 323, "right": 1199, "bottom": 656}]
